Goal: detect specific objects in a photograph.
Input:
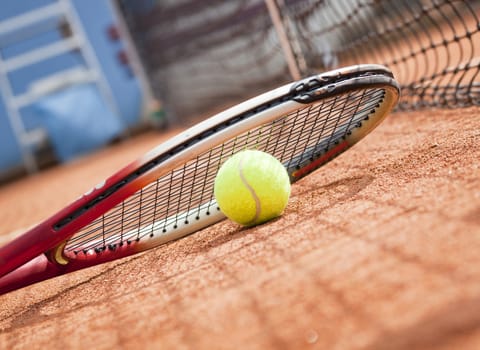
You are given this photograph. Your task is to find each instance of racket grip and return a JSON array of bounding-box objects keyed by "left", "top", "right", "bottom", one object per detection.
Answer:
[{"left": 0, "top": 254, "right": 61, "bottom": 295}]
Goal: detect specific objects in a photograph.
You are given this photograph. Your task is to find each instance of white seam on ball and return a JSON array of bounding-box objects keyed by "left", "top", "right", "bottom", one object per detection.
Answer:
[{"left": 238, "top": 156, "right": 261, "bottom": 225}]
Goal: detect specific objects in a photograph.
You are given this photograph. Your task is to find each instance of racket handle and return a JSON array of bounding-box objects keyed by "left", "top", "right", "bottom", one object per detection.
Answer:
[{"left": 0, "top": 254, "right": 61, "bottom": 295}]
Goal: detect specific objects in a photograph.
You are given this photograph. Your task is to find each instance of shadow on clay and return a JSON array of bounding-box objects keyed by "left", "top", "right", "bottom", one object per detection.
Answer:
[
  {"left": 193, "top": 174, "right": 375, "bottom": 253},
  {"left": 0, "top": 255, "right": 142, "bottom": 331},
  {"left": 295, "top": 174, "right": 375, "bottom": 202},
  {"left": 0, "top": 175, "right": 375, "bottom": 332}
]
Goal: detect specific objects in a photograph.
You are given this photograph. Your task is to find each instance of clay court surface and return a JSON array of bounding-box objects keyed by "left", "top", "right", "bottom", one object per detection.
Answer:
[{"left": 0, "top": 106, "right": 479, "bottom": 349}]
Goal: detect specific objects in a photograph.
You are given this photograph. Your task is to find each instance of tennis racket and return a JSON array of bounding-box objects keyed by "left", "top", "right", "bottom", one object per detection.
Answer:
[{"left": 0, "top": 64, "right": 400, "bottom": 294}]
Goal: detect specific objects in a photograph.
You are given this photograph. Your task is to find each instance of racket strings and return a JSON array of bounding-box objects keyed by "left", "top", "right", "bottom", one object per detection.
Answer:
[
  {"left": 68, "top": 94, "right": 382, "bottom": 253},
  {"left": 66, "top": 88, "right": 386, "bottom": 255}
]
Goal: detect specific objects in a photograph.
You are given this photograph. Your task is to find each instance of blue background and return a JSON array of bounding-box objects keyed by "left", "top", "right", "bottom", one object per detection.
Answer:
[{"left": 0, "top": 0, "right": 142, "bottom": 171}]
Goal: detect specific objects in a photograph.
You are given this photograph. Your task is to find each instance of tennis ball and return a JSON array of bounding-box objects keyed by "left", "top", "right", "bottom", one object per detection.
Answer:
[{"left": 214, "top": 150, "right": 291, "bottom": 226}]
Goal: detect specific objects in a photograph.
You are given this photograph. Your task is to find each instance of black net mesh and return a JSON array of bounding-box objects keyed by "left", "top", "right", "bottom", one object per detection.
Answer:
[
  {"left": 65, "top": 87, "right": 386, "bottom": 254},
  {"left": 120, "top": 0, "right": 479, "bottom": 119},
  {"left": 287, "top": 0, "right": 480, "bottom": 109}
]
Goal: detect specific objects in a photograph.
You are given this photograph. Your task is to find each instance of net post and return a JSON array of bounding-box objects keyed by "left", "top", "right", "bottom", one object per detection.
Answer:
[{"left": 265, "top": 0, "right": 304, "bottom": 81}]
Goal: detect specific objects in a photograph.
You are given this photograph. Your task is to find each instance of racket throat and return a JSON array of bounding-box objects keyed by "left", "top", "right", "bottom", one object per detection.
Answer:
[{"left": 46, "top": 241, "right": 70, "bottom": 266}]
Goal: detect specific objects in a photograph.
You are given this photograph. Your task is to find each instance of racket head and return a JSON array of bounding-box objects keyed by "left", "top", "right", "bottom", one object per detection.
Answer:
[{"left": 0, "top": 64, "right": 400, "bottom": 279}]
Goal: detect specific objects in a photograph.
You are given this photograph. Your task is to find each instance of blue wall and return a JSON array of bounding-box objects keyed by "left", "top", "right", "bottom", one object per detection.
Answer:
[{"left": 0, "top": 0, "right": 142, "bottom": 171}]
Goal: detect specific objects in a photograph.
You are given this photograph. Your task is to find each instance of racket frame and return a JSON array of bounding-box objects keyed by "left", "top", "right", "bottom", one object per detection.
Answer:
[{"left": 0, "top": 64, "right": 400, "bottom": 293}]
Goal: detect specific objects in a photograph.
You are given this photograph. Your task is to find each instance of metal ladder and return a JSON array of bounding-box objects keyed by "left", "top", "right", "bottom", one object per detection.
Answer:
[{"left": 0, "top": 0, "right": 122, "bottom": 173}]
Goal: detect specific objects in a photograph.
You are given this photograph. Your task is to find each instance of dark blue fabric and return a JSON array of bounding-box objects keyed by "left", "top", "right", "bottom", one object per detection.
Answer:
[{"left": 33, "top": 84, "right": 123, "bottom": 162}]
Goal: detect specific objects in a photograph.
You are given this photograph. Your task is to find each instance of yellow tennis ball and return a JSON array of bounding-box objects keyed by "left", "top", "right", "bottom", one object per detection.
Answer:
[{"left": 214, "top": 150, "right": 291, "bottom": 226}]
